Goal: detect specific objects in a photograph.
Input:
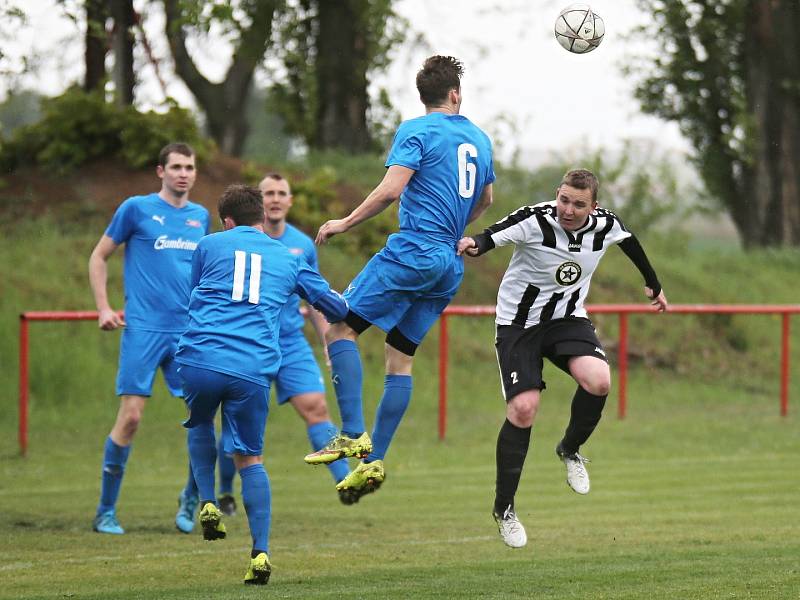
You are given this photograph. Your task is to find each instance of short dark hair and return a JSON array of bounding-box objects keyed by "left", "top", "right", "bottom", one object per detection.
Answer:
[
  {"left": 261, "top": 172, "right": 284, "bottom": 182},
  {"left": 218, "top": 184, "right": 265, "bottom": 226},
  {"left": 561, "top": 169, "right": 599, "bottom": 202},
  {"left": 416, "top": 55, "right": 464, "bottom": 106},
  {"left": 158, "top": 142, "right": 195, "bottom": 168}
]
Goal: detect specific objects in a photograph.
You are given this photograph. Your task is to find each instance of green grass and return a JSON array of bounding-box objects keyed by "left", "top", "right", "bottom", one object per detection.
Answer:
[
  {"left": 1, "top": 201, "right": 799, "bottom": 598},
  {"left": 1, "top": 363, "right": 797, "bottom": 599}
]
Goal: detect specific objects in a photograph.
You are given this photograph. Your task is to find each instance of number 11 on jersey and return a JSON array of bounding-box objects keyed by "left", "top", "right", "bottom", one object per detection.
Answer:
[{"left": 232, "top": 250, "right": 262, "bottom": 304}]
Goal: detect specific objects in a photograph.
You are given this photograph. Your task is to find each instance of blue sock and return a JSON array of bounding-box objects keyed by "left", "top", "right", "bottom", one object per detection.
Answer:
[
  {"left": 97, "top": 436, "right": 131, "bottom": 515},
  {"left": 240, "top": 463, "right": 271, "bottom": 554},
  {"left": 308, "top": 421, "right": 349, "bottom": 483},
  {"left": 187, "top": 424, "right": 217, "bottom": 503},
  {"left": 367, "top": 375, "right": 413, "bottom": 462},
  {"left": 183, "top": 461, "right": 198, "bottom": 498},
  {"left": 328, "top": 339, "right": 365, "bottom": 437},
  {"left": 217, "top": 435, "right": 236, "bottom": 495}
]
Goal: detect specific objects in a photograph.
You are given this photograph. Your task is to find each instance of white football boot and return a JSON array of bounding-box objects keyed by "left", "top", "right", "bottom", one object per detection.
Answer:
[{"left": 492, "top": 505, "right": 527, "bottom": 548}]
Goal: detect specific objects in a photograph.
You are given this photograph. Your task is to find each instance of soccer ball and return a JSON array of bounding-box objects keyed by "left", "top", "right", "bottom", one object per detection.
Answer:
[{"left": 555, "top": 4, "right": 605, "bottom": 54}]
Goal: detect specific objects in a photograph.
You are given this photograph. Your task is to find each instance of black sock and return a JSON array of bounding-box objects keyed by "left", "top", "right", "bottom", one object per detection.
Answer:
[
  {"left": 560, "top": 386, "right": 607, "bottom": 455},
  {"left": 494, "top": 419, "right": 531, "bottom": 515},
  {"left": 251, "top": 548, "right": 267, "bottom": 559}
]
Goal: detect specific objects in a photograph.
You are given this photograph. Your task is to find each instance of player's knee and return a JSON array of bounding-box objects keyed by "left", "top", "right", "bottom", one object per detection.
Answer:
[
  {"left": 583, "top": 375, "right": 611, "bottom": 397},
  {"left": 296, "top": 397, "right": 330, "bottom": 424},
  {"left": 325, "top": 319, "right": 358, "bottom": 345},
  {"left": 507, "top": 391, "right": 540, "bottom": 426}
]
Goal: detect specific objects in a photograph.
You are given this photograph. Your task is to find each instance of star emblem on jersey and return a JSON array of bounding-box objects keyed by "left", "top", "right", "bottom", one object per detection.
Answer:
[{"left": 555, "top": 261, "right": 581, "bottom": 286}]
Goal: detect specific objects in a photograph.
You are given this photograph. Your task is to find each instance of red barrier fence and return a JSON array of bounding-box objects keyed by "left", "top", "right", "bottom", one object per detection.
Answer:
[
  {"left": 18, "top": 305, "right": 799, "bottom": 455},
  {"left": 437, "top": 304, "right": 799, "bottom": 440}
]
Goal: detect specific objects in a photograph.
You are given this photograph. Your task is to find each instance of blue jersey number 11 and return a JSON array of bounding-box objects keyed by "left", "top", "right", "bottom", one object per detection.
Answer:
[{"left": 232, "top": 250, "right": 262, "bottom": 304}]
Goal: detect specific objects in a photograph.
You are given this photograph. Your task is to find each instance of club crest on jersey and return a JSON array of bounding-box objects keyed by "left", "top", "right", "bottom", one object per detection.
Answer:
[
  {"left": 289, "top": 247, "right": 303, "bottom": 255},
  {"left": 185, "top": 218, "right": 203, "bottom": 228},
  {"left": 555, "top": 261, "right": 581, "bottom": 286}
]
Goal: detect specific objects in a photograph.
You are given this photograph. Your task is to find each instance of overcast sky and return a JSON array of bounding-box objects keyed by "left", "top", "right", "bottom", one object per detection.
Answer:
[{"left": 4, "top": 0, "right": 688, "bottom": 162}]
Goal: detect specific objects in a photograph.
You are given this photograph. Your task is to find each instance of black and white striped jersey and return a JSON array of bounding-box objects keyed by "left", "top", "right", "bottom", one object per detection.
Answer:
[{"left": 481, "top": 200, "right": 631, "bottom": 328}]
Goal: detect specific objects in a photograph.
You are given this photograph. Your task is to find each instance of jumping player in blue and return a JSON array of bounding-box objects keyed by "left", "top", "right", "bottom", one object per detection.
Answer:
[
  {"left": 307, "top": 55, "right": 495, "bottom": 499},
  {"left": 88, "top": 143, "right": 210, "bottom": 535},
  {"left": 176, "top": 184, "right": 348, "bottom": 585},
  {"left": 214, "top": 173, "right": 353, "bottom": 512}
]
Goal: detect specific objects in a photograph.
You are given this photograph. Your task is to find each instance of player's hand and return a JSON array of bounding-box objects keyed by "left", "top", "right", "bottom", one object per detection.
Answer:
[
  {"left": 98, "top": 307, "right": 125, "bottom": 330},
  {"left": 315, "top": 219, "right": 349, "bottom": 245},
  {"left": 645, "top": 287, "right": 668, "bottom": 312},
  {"left": 456, "top": 236, "right": 479, "bottom": 256}
]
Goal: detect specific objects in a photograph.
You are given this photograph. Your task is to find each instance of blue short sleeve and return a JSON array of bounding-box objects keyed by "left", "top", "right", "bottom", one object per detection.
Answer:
[
  {"left": 385, "top": 122, "right": 423, "bottom": 171},
  {"left": 105, "top": 198, "right": 138, "bottom": 244}
]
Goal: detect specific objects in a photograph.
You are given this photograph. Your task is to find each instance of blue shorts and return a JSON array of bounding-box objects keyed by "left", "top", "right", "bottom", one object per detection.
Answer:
[
  {"left": 116, "top": 328, "right": 183, "bottom": 397},
  {"left": 274, "top": 335, "right": 325, "bottom": 405},
  {"left": 179, "top": 364, "right": 270, "bottom": 456},
  {"left": 344, "top": 233, "right": 464, "bottom": 344}
]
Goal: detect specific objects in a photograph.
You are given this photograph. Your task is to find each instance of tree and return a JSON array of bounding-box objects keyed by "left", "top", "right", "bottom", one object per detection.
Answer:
[
  {"left": 109, "top": 0, "right": 135, "bottom": 106},
  {"left": 630, "top": 0, "right": 800, "bottom": 247},
  {"left": 271, "top": 0, "right": 405, "bottom": 152},
  {"left": 163, "top": 0, "right": 279, "bottom": 156},
  {"left": 83, "top": 0, "right": 108, "bottom": 92}
]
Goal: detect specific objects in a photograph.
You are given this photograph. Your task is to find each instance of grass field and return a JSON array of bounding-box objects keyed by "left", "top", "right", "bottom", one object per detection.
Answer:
[
  {"left": 2, "top": 350, "right": 798, "bottom": 599},
  {"left": 1, "top": 203, "right": 799, "bottom": 598}
]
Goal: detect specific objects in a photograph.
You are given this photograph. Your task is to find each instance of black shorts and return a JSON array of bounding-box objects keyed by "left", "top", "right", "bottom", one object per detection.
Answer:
[{"left": 494, "top": 317, "right": 607, "bottom": 401}]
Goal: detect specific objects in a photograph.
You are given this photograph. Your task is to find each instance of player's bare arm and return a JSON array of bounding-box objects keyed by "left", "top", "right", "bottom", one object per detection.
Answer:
[
  {"left": 88, "top": 234, "right": 126, "bottom": 330},
  {"left": 315, "top": 165, "right": 414, "bottom": 244},
  {"left": 466, "top": 184, "right": 493, "bottom": 225}
]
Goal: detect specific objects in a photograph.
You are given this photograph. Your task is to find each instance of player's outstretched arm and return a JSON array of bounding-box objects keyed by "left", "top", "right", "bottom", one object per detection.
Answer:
[
  {"left": 89, "top": 234, "right": 126, "bottom": 330},
  {"left": 295, "top": 265, "right": 349, "bottom": 323},
  {"left": 315, "top": 165, "right": 414, "bottom": 244},
  {"left": 457, "top": 236, "right": 480, "bottom": 256},
  {"left": 617, "top": 235, "right": 667, "bottom": 312}
]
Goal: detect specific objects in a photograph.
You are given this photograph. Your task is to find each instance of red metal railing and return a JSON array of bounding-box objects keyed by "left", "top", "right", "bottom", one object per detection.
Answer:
[
  {"left": 437, "top": 304, "right": 799, "bottom": 440},
  {"left": 17, "top": 305, "right": 799, "bottom": 454}
]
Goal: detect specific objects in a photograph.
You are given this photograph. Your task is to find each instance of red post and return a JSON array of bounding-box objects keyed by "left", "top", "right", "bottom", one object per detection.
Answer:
[
  {"left": 438, "top": 314, "right": 449, "bottom": 440},
  {"left": 19, "top": 315, "right": 29, "bottom": 456},
  {"left": 617, "top": 312, "right": 628, "bottom": 419},
  {"left": 780, "top": 313, "right": 790, "bottom": 416}
]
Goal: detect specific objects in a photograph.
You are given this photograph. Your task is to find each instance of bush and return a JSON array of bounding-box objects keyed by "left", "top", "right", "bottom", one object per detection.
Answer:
[{"left": 0, "top": 88, "right": 210, "bottom": 174}]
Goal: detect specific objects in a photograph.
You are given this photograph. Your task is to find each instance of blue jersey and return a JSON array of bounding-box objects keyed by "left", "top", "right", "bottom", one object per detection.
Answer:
[
  {"left": 176, "top": 226, "right": 345, "bottom": 386},
  {"left": 269, "top": 223, "right": 318, "bottom": 339},
  {"left": 105, "top": 193, "right": 210, "bottom": 332},
  {"left": 386, "top": 112, "right": 495, "bottom": 245}
]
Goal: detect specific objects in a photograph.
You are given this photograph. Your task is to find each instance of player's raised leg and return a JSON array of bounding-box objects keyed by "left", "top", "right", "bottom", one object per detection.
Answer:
[
  {"left": 556, "top": 355, "right": 610, "bottom": 495},
  {"left": 305, "top": 322, "right": 371, "bottom": 464}
]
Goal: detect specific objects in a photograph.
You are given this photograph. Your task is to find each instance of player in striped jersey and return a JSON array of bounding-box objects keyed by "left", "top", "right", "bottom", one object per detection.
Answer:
[{"left": 458, "top": 169, "right": 667, "bottom": 548}]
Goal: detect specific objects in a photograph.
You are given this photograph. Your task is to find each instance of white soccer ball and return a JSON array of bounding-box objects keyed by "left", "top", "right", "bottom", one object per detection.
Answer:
[{"left": 555, "top": 4, "right": 605, "bottom": 54}]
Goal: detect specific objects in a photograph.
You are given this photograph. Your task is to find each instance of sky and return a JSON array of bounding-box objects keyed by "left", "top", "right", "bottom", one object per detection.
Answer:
[{"left": 2, "top": 0, "right": 689, "bottom": 163}]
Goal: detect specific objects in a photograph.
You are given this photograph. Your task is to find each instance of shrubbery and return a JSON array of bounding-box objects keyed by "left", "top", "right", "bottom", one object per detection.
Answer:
[{"left": 0, "top": 88, "right": 211, "bottom": 173}]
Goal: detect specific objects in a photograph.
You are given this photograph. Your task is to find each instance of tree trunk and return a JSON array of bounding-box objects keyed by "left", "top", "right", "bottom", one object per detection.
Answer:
[
  {"left": 315, "top": 0, "right": 372, "bottom": 152},
  {"left": 110, "top": 0, "right": 135, "bottom": 106},
  {"left": 744, "top": 0, "right": 800, "bottom": 247},
  {"left": 163, "top": 0, "right": 277, "bottom": 156},
  {"left": 84, "top": 0, "right": 108, "bottom": 92}
]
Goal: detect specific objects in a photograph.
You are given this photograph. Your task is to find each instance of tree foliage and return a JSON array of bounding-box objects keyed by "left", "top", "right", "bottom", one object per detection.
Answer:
[
  {"left": 269, "top": 0, "right": 406, "bottom": 152},
  {"left": 629, "top": 0, "right": 800, "bottom": 247},
  {"left": 163, "top": 0, "right": 279, "bottom": 156}
]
